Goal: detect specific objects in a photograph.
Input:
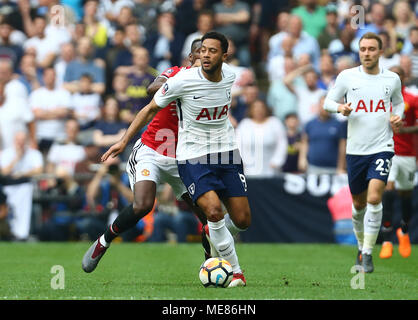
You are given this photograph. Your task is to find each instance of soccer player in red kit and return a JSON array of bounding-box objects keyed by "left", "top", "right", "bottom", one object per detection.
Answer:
[
  {"left": 380, "top": 65, "right": 418, "bottom": 259},
  {"left": 82, "top": 39, "right": 207, "bottom": 273}
]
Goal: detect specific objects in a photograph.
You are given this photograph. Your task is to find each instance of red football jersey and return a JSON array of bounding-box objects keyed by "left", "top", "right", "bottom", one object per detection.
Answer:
[
  {"left": 393, "top": 87, "right": 418, "bottom": 156},
  {"left": 140, "top": 66, "right": 188, "bottom": 158}
]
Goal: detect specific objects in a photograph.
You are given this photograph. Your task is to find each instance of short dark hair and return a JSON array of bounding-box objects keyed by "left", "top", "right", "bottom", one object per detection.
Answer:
[
  {"left": 190, "top": 38, "right": 202, "bottom": 52},
  {"left": 201, "top": 31, "right": 229, "bottom": 53},
  {"left": 359, "top": 32, "right": 383, "bottom": 49}
]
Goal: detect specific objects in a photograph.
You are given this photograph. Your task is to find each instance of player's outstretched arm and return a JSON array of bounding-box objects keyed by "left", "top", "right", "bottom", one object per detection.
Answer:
[{"left": 101, "top": 99, "right": 162, "bottom": 161}]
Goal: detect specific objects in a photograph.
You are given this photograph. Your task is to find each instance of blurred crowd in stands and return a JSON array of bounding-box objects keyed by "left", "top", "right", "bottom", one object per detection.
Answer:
[{"left": 0, "top": 0, "right": 417, "bottom": 243}]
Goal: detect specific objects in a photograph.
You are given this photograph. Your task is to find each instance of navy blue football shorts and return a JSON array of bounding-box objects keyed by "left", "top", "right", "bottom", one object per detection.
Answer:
[
  {"left": 346, "top": 151, "right": 394, "bottom": 195},
  {"left": 177, "top": 149, "right": 248, "bottom": 203}
]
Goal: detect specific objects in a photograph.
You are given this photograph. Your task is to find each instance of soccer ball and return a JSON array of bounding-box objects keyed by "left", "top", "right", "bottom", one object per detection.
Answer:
[{"left": 199, "top": 257, "right": 233, "bottom": 288}]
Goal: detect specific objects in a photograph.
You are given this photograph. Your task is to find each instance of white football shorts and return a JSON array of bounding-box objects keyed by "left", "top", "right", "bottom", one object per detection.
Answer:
[
  {"left": 387, "top": 155, "right": 416, "bottom": 190},
  {"left": 126, "top": 139, "right": 187, "bottom": 199}
]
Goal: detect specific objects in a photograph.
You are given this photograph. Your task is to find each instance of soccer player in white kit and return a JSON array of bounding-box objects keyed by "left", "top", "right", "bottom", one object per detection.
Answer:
[
  {"left": 101, "top": 32, "right": 251, "bottom": 287},
  {"left": 324, "top": 32, "right": 404, "bottom": 273}
]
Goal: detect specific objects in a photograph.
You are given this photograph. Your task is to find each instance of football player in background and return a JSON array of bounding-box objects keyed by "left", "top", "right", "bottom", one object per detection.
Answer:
[
  {"left": 379, "top": 65, "right": 418, "bottom": 260},
  {"left": 324, "top": 32, "right": 404, "bottom": 273}
]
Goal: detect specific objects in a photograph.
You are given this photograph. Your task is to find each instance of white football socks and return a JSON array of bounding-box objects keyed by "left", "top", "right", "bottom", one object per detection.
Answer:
[
  {"left": 352, "top": 204, "right": 366, "bottom": 251},
  {"left": 362, "top": 202, "right": 383, "bottom": 255},
  {"left": 224, "top": 213, "right": 246, "bottom": 237},
  {"left": 207, "top": 219, "right": 241, "bottom": 273}
]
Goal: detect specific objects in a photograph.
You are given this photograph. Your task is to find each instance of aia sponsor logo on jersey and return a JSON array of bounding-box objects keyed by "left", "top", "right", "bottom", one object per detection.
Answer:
[
  {"left": 196, "top": 105, "right": 229, "bottom": 120},
  {"left": 355, "top": 99, "right": 387, "bottom": 112}
]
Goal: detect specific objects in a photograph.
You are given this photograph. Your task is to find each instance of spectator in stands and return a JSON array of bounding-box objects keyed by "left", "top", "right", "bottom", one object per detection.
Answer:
[
  {"left": 30, "top": 67, "right": 72, "bottom": 155},
  {"left": 83, "top": 0, "right": 109, "bottom": 50},
  {"left": 267, "top": 56, "right": 299, "bottom": 122},
  {"left": 0, "top": 131, "right": 43, "bottom": 240},
  {"left": 392, "top": 0, "right": 415, "bottom": 40},
  {"left": 399, "top": 55, "right": 418, "bottom": 89},
  {"left": 329, "top": 27, "right": 359, "bottom": 64},
  {"left": 0, "top": 18, "right": 23, "bottom": 71},
  {"left": 226, "top": 38, "right": 256, "bottom": 98},
  {"left": 1, "top": 56, "right": 28, "bottom": 100},
  {"left": 335, "top": 55, "right": 357, "bottom": 75},
  {"left": 37, "top": 166, "right": 86, "bottom": 242},
  {"left": 92, "top": 96, "right": 127, "bottom": 156},
  {"left": 144, "top": 10, "right": 185, "bottom": 72},
  {"left": 104, "top": 26, "right": 126, "bottom": 67},
  {"left": 236, "top": 99, "right": 288, "bottom": 177},
  {"left": 98, "top": 0, "right": 134, "bottom": 31},
  {"left": 283, "top": 64, "right": 326, "bottom": 126},
  {"left": 404, "top": 27, "right": 418, "bottom": 79},
  {"left": 298, "top": 95, "right": 347, "bottom": 174},
  {"left": 54, "top": 42, "right": 76, "bottom": 89},
  {"left": 133, "top": 0, "right": 162, "bottom": 32},
  {"left": 63, "top": 36, "right": 106, "bottom": 95},
  {"left": 150, "top": 183, "right": 201, "bottom": 243},
  {"left": 181, "top": 10, "right": 213, "bottom": 65},
  {"left": 71, "top": 73, "right": 101, "bottom": 130},
  {"left": 355, "top": 2, "right": 387, "bottom": 39},
  {"left": 112, "top": 73, "right": 135, "bottom": 122},
  {"left": 266, "top": 35, "right": 295, "bottom": 82},
  {"left": 17, "top": 53, "right": 42, "bottom": 94},
  {"left": 213, "top": 0, "right": 251, "bottom": 66},
  {"left": 0, "top": 61, "right": 36, "bottom": 151},
  {"left": 282, "top": 113, "right": 302, "bottom": 173},
  {"left": 317, "top": 3, "right": 340, "bottom": 51},
  {"left": 291, "top": 0, "right": 327, "bottom": 39},
  {"left": 378, "top": 30, "right": 401, "bottom": 69},
  {"left": 84, "top": 155, "right": 133, "bottom": 241},
  {"left": 23, "top": 15, "right": 59, "bottom": 69},
  {"left": 113, "top": 5, "right": 144, "bottom": 39},
  {"left": 230, "top": 83, "right": 259, "bottom": 127},
  {"left": 115, "top": 46, "right": 158, "bottom": 120},
  {"left": 124, "top": 22, "right": 144, "bottom": 48},
  {"left": 268, "top": 15, "right": 320, "bottom": 71},
  {"left": 318, "top": 53, "right": 336, "bottom": 90},
  {"left": 175, "top": 0, "right": 209, "bottom": 37},
  {"left": 46, "top": 118, "right": 86, "bottom": 177}
]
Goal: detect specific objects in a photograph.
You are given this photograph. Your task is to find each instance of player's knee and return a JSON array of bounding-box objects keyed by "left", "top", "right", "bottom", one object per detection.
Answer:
[
  {"left": 352, "top": 200, "right": 366, "bottom": 212},
  {"left": 234, "top": 212, "right": 251, "bottom": 230},
  {"left": 367, "top": 194, "right": 382, "bottom": 205},
  {"left": 133, "top": 198, "right": 154, "bottom": 216},
  {"left": 205, "top": 206, "right": 224, "bottom": 222}
]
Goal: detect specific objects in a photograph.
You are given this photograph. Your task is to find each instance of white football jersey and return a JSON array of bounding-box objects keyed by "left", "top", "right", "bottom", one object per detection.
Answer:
[
  {"left": 153, "top": 63, "right": 237, "bottom": 161},
  {"left": 324, "top": 66, "right": 404, "bottom": 155}
]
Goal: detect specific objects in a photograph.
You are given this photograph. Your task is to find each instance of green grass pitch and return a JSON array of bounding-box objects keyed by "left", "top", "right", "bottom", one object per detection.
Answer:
[{"left": 0, "top": 242, "right": 416, "bottom": 300}]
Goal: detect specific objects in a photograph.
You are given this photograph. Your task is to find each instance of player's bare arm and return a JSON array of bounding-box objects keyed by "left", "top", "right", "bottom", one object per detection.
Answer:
[
  {"left": 398, "top": 125, "right": 418, "bottom": 134},
  {"left": 101, "top": 99, "right": 161, "bottom": 161},
  {"left": 147, "top": 76, "right": 168, "bottom": 96}
]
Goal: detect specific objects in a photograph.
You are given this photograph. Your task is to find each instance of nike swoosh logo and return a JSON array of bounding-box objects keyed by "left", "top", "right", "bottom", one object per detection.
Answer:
[
  {"left": 352, "top": 88, "right": 360, "bottom": 91},
  {"left": 193, "top": 96, "right": 203, "bottom": 99}
]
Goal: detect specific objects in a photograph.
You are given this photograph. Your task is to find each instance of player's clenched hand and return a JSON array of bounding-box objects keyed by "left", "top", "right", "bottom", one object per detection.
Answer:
[
  {"left": 101, "top": 140, "right": 127, "bottom": 162},
  {"left": 390, "top": 114, "right": 402, "bottom": 133},
  {"left": 337, "top": 103, "right": 352, "bottom": 116}
]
